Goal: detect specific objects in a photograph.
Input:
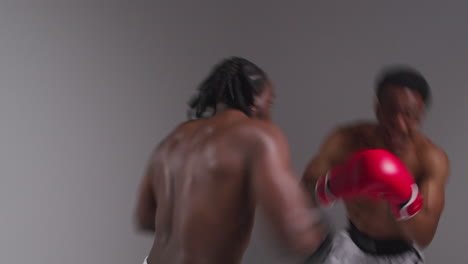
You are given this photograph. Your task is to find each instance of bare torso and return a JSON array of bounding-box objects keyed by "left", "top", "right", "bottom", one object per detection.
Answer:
[
  {"left": 146, "top": 112, "right": 256, "bottom": 264},
  {"left": 340, "top": 122, "right": 429, "bottom": 240}
]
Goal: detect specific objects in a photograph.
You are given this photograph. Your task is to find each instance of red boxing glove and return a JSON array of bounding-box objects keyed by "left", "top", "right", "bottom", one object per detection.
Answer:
[{"left": 315, "top": 149, "right": 423, "bottom": 220}]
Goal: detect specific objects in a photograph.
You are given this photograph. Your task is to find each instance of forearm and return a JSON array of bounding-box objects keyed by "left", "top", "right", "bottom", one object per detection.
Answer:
[
  {"left": 301, "top": 175, "right": 318, "bottom": 196},
  {"left": 282, "top": 209, "right": 328, "bottom": 256},
  {"left": 301, "top": 163, "right": 329, "bottom": 197},
  {"left": 395, "top": 178, "right": 446, "bottom": 248},
  {"left": 397, "top": 209, "right": 439, "bottom": 248},
  {"left": 266, "top": 177, "right": 326, "bottom": 255}
]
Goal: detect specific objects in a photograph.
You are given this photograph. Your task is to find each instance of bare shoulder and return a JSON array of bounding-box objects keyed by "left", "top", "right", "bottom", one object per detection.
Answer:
[
  {"left": 152, "top": 120, "right": 198, "bottom": 154},
  {"left": 418, "top": 136, "right": 449, "bottom": 166},
  {"left": 346, "top": 120, "right": 380, "bottom": 136},
  {"left": 323, "top": 120, "right": 377, "bottom": 144},
  {"left": 418, "top": 136, "right": 450, "bottom": 181},
  {"left": 234, "top": 119, "right": 287, "bottom": 147},
  {"left": 346, "top": 120, "right": 378, "bottom": 131}
]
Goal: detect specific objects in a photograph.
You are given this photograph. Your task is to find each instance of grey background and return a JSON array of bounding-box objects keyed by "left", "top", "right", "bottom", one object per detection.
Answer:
[{"left": 0, "top": 1, "right": 466, "bottom": 264}]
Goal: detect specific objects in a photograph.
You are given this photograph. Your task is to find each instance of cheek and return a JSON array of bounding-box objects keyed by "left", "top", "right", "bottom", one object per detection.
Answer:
[
  {"left": 255, "top": 95, "right": 266, "bottom": 106},
  {"left": 259, "top": 99, "right": 268, "bottom": 108}
]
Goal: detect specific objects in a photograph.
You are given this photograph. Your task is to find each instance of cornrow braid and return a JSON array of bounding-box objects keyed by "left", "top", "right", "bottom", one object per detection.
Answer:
[{"left": 188, "top": 57, "right": 268, "bottom": 119}]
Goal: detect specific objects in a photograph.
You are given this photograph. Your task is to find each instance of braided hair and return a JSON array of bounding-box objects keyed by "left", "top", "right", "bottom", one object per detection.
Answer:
[{"left": 188, "top": 57, "right": 268, "bottom": 119}]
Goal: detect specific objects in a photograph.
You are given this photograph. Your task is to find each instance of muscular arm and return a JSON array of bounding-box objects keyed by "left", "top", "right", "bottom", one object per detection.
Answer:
[
  {"left": 134, "top": 152, "right": 158, "bottom": 232},
  {"left": 301, "top": 128, "right": 348, "bottom": 197},
  {"left": 250, "top": 122, "right": 326, "bottom": 255},
  {"left": 398, "top": 147, "right": 450, "bottom": 248}
]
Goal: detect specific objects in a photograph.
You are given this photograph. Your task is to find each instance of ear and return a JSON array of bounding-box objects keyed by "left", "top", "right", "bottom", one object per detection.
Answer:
[{"left": 250, "top": 105, "right": 258, "bottom": 114}]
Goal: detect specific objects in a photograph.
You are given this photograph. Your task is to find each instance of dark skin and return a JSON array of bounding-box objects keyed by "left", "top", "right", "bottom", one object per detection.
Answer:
[
  {"left": 302, "top": 85, "right": 450, "bottom": 249},
  {"left": 135, "top": 82, "right": 325, "bottom": 264}
]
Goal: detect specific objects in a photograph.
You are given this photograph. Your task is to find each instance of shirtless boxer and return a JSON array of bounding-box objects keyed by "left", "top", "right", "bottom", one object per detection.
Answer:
[
  {"left": 135, "top": 57, "right": 326, "bottom": 264},
  {"left": 302, "top": 66, "right": 450, "bottom": 263}
]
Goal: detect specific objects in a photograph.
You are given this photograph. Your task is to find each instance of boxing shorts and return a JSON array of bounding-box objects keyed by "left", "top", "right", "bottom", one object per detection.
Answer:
[{"left": 318, "top": 221, "right": 424, "bottom": 264}]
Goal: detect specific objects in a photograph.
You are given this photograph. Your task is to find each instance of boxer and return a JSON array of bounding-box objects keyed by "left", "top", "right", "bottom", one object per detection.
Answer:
[
  {"left": 302, "top": 66, "right": 450, "bottom": 263},
  {"left": 135, "top": 57, "right": 326, "bottom": 264}
]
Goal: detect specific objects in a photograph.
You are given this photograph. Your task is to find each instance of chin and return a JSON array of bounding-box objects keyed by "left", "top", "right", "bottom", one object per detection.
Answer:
[{"left": 390, "top": 142, "right": 410, "bottom": 155}]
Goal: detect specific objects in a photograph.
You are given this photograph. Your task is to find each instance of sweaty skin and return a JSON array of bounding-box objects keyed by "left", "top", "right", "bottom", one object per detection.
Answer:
[
  {"left": 135, "top": 108, "right": 325, "bottom": 262},
  {"left": 302, "top": 86, "right": 449, "bottom": 249}
]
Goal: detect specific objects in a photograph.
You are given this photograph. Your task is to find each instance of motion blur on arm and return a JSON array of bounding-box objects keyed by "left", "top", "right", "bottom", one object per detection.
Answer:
[
  {"left": 249, "top": 120, "right": 327, "bottom": 256},
  {"left": 134, "top": 57, "right": 328, "bottom": 264}
]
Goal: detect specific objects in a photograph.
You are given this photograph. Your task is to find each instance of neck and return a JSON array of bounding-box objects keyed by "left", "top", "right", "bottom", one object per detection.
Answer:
[
  {"left": 214, "top": 104, "right": 248, "bottom": 118},
  {"left": 214, "top": 103, "right": 231, "bottom": 113},
  {"left": 377, "top": 126, "right": 411, "bottom": 156}
]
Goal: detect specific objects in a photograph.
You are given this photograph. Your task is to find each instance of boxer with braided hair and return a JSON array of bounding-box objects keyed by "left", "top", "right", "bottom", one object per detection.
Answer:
[{"left": 135, "top": 57, "right": 327, "bottom": 264}]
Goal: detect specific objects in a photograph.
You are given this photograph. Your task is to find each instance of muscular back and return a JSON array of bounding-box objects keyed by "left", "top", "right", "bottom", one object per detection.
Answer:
[{"left": 147, "top": 113, "right": 256, "bottom": 264}]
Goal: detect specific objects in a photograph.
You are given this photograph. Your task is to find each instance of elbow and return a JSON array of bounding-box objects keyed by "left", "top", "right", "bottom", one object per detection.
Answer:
[
  {"left": 135, "top": 219, "right": 149, "bottom": 231},
  {"left": 414, "top": 234, "right": 434, "bottom": 250},
  {"left": 401, "top": 210, "right": 441, "bottom": 249},
  {"left": 410, "top": 226, "right": 436, "bottom": 249},
  {"left": 286, "top": 226, "right": 328, "bottom": 257},
  {"left": 134, "top": 212, "right": 155, "bottom": 232},
  {"left": 282, "top": 207, "right": 329, "bottom": 256},
  {"left": 135, "top": 221, "right": 155, "bottom": 233},
  {"left": 134, "top": 215, "right": 146, "bottom": 231}
]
